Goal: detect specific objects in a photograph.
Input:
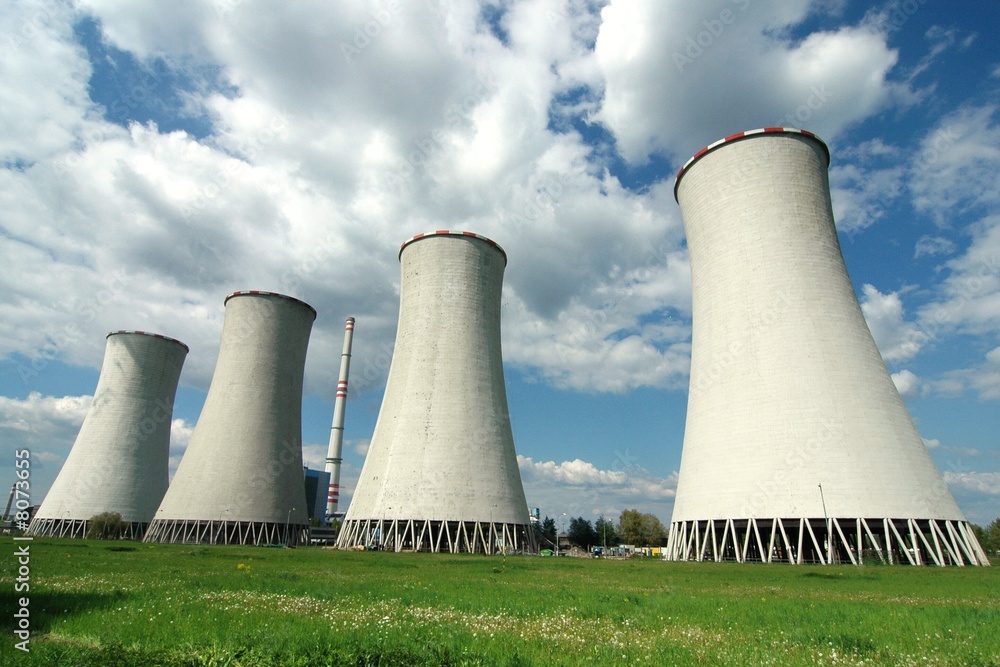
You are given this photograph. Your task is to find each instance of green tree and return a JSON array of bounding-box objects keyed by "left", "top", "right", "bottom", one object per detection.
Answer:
[
  {"left": 617, "top": 509, "right": 668, "bottom": 547},
  {"left": 971, "top": 523, "right": 987, "bottom": 549},
  {"left": 647, "top": 514, "right": 669, "bottom": 547},
  {"left": 86, "top": 512, "right": 125, "bottom": 540},
  {"left": 540, "top": 516, "right": 556, "bottom": 547},
  {"left": 595, "top": 515, "right": 617, "bottom": 547},
  {"left": 983, "top": 518, "right": 1000, "bottom": 557},
  {"left": 618, "top": 509, "right": 645, "bottom": 545},
  {"left": 568, "top": 517, "right": 598, "bottom": 548}
]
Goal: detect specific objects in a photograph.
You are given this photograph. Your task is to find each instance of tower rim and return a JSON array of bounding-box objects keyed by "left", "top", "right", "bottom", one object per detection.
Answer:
[
  {"left": 224, "top": 290, "right": 317, "bottom": 319},
  {"left": 106, "top": 329, "right": 190, "bottom": 353},
  {"left": 398, "top": 230, "right": 507, "bottom": 266},
  {"left": 673, "top": 127, "right": 831, "bottom": 203}
]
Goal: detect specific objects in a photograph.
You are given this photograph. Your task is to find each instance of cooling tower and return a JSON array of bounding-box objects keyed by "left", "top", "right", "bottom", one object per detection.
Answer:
[
  {"left": 667, "top": 128, "right": 988, "bottom": 566},
  {"left": 337, "top": 231, "right": 535, "bottom": 554},
  {"left": 144, "top": 291, "right": 315, "bottom": 547},
  {"left": 324, "top": 316, "right": 354, "bottom": 523},
  {"left": 28, "top": 331, "right": 188, "bottom": 540}
]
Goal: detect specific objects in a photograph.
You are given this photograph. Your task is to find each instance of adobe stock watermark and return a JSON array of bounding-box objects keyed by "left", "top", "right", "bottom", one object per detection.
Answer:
[
  {"left": 916, "top": 125, "right": 960, "bottom": 168},
  {"left": 873, "top": 0, "right": 930, "bottom": 34},
  {"left": 673, "top": 0, "right": 752, "bottom": 72},
  {"left": 181, "top": 111, "right": 291, "bottom": 220},
  {"left": 358, "top": 339, "right": 395, "bottom": 388},
  {"left": 2, "top": 0, "right": 63, "bottom": 52},
  {"left": 341, "top": 0, "right": 404, "bottom": 63},
  {"left": 13, "top": 448, "right": 33, "bottom": 653},
  {"left": 213, "top": 0, "right": 247, "bottom": 17},
  {"left": 841, "top": 125, "right": 959, "bottom": 236},
  {"left": 688, "top": 290, "right": 792, "bottom": 399},
  {"left": 740, "top": 418, "right": 842, "bottom": 518},
  {"left": 278, "top": 234, "right": 340, "bottom": 294},
  {"left": 773, "top": 85, "right": 833, "bottom": 128},
  {"left": 383, "top": 73, "right": 496, "bottom": 193},
  {"left": 501, "top": 170, "right": 574, "bottom": 234},
  {"left": 890, "top": 248, "right": 1000, "bottom": 362},
  {"left": 52, "top": 73, "right": 164, "bottom": 178}
]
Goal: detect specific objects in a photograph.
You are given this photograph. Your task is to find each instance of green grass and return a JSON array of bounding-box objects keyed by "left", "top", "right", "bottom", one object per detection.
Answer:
[{"left": 1, "top": 539, "right": 998, "bottom": 666}]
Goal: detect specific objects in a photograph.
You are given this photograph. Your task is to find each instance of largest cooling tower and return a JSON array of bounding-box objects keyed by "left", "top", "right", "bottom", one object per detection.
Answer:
[
  {"left": 28, "top": 331, "right": 188, "bottom": 540},
  {"left": 337, "top": 231, "right": 535, "bottom": 554},
  {"left": 145, "top": 291, "right": 315, "bottom": 546},
  {"left": 667, "top": 128, "right": 988, "bottom": 566}
]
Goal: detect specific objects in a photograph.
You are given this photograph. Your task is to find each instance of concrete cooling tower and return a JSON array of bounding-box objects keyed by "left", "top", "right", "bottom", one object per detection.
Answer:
[
  {"left": 337, "top": 231, "right": 535, "bottom": 554},
  {"left": 144, "top": 291, "right": 315, "bottom": 547},
  {"left": 28, "top": 331, "right": 188, "bottom": 540},
  {"left": 667, "top": 128, "right": 989, "bottom": 566}
]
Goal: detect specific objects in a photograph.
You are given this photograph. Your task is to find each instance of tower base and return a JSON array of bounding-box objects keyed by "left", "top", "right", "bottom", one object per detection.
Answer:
[
  {"left": 337, "top": 518, "right": 537, "bottom": 554},
  {"left": 26, "top": 518, "right": 148, "bottom": 541},
  {"left": 666, "top": 517, "right": 990, "bottom": 566},
  {"left": 143, "top": 519, "right": 308, "bottom": 547}
]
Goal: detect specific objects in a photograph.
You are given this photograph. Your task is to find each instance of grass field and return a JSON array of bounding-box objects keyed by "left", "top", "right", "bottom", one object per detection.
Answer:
[{"left": 1, "top": 539, "right": 998, "bottom": 666}]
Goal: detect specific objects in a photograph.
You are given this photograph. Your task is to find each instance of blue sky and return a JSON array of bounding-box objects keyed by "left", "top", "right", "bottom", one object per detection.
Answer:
[{"left": 1, "top": 0, "right": 998, "bottom": 528}]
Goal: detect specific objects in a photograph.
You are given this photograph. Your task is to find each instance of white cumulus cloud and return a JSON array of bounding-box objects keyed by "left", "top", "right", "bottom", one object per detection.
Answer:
[
  {"left": 892, "top": 369, "right": 921, "bottom": 396},
  {"left": 0, "top": 392, "right": 91, "bottom": 465},
  {"left": 517, "top": 454, "right": 677, "bottom": 522},
  {"left": 943, "top": 471, "right": 1000, "bottom": 497},
  {"left": 860, "top": 284, "right": 927, "bottom": 363},
  {"left": 592, "top": 0, "right": 903, "bottom": 163}
]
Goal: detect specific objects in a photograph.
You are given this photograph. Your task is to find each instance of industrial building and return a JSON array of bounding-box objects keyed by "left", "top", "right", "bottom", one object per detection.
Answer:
[
  {"left": 666, "top": 128, "right": 989, "bottom": 566},
  {"left": 337, "top": 231, "right": 535, "bottom": 554},
  {"left": 144, "top": 291, "right": 315, "bottom": 546},
  {"left": 303, "top": 467, "right": 332, "bottom": 522},
  {"left": 28, "top": 331, "right": 188, "bottom": 540}
]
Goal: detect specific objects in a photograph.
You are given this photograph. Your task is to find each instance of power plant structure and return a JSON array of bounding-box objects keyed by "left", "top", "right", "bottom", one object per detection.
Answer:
[
  {"left": 144, "top": 291, "right": 315, "bottom": 547},
  {"left": 666, "top": 128, "right": 989, "bottom": 566},
  {"left": 27, "top": 331, "right": 188, "bottom": 540},
  {"left": 2, "top": 483, "right": 16, "bottom": 527},
  {"left": 324, "top": 316, "right": 354, "bottom": 523},
  {"left": 337, "top": 231, "right": 535, "bottom": 554},
  {"left": 303, "top": 467, "right": 332, "bottom": 521}
]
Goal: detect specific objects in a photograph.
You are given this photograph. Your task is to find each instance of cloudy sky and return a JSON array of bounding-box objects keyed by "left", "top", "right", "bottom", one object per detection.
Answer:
[{"left": 2, "top": 0, "right": 998, "bottom": 529}]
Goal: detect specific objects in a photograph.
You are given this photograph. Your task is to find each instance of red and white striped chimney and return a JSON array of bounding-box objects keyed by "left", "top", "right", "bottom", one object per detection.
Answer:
[{"left": 325, "top": 317, "right": 355, "bottom": 523}]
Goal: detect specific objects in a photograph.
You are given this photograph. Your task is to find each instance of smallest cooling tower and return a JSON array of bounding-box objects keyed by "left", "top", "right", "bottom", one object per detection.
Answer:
[
  {"left": 28, "top": 331, "right": 188, "bottom": 539},
  {"left": 338, "top": 231, "right": 534, "bottom": 554},
  {"left": 145, "top": 291, "right": 315, "bottom": 546}
]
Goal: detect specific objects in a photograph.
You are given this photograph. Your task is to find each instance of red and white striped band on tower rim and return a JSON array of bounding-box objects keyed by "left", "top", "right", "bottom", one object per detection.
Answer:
[
  {"left": 398, "top": 230, "right": 507, "bottom": 265},
  {"left": 106, "top": 330, "right": 190, "bottom": 353},
  {"left": 345, "top": 316, "right": 355, "bottom": 329},
  {"left": 673, "top": 127, "right": 831, "bottom": 202},
  {"left": 224, "top": 290, "right": 317, "bottom": 318}
]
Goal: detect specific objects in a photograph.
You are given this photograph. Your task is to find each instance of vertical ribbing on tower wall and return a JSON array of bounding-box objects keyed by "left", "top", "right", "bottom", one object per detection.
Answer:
[
  {"left": 145, "top": 291, "right": 315, "bottom": 547},
  {"left": 28, "top": 331, "right": 188, "bottom": 540},
  {"left": 337, "top": 231, "right": 535, "bottom": 554},
  {"left": 325, "top": 316, "right": 354, "bottom": 523},
  {"left": 667, "top": 128, "right": 988, "bottom": 566}
]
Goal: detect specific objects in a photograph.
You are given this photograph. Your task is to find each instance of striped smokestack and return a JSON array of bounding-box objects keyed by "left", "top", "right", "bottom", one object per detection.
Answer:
[{"left": 324, "top": 316, "right": 355, "bottom": 523}]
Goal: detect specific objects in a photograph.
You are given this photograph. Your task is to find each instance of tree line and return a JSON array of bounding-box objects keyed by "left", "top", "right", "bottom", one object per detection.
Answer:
[
  {"left": 972, "top": 518, "right": 1000, "bottom": 557},
  {"left": 538, "top": 509, "right": 668, "bottom": 549},
  {"left": 538, "top": 514, "right": 1000, "bottom": 557}
]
